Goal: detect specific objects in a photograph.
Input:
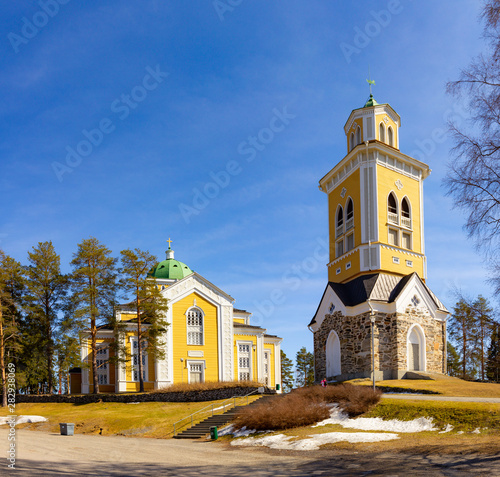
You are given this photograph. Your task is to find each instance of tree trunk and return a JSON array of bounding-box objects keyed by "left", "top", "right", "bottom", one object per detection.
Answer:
[
  {"left": 137, "top": 295, "right": 144, "bottom": 393},
  {"left": 0, "top": 307, "right": 6, "bottom": 407}
]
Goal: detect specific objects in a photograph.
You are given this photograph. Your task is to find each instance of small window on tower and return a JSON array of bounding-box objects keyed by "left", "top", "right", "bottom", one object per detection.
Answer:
[
  {"left": 346, "top": 233, "right": 354, "bottom": 252},
  {"left": 336, "top": 206, "right": 344, "bottom": 238},
  {"left": 401, "top": 197, "right": 411, "bottom": 228},
  {"left": 402, "top": 232, "right": 412, "bottom": 250},
  {"left": 336, "top": 240, "right": 344, "bottom": 258},
  {"left": 379, "top": 123, "right": 386, "bottom": 143},
  {"left": 356, "top": 126, "right": 361, "bottom": 145},
  {"left": 388, "top": 193, "right": 398, "bottom": 224},
  {"left": 350, "top": 132, "right": 355, "bottom": 151},
  {"left": 388, "top": 228, "right": 399, "bottom": 246},
  {"left": 346, "top": 198, "right": 354, "bottom": 230},
  {"left": 388, "top": 126, "right": 394, "bottom": 147}
]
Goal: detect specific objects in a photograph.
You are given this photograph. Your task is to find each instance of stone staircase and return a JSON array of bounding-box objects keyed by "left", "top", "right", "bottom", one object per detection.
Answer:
[{"left": 173, "top": 394, "right": 276, "bottom": 439}]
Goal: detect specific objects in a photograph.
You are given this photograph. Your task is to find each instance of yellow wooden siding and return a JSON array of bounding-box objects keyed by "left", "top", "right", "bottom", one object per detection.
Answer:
[
  {"left": 119, "top": 312, "right": 137, "bottom": 322},
  {"left": 233, "top": 334, "right": 257, "bottom": 381},
  {"left": 233, "top": 318, "right": 245, "bottom": 324},
  {"left": 172, "top": 292, "right": 219, "bottom": 383},
  {"left": 264, "top": 344, "right": 275, "bottom": 387}
]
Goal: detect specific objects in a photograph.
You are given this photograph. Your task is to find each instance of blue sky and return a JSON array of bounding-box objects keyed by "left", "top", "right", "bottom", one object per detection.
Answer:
[{"left": 0, "top": 1, "right": 492, "bottom": 363}]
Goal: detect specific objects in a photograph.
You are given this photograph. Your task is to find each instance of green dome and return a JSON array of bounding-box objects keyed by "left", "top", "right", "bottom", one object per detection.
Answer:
[
  {"left": 149, "top": 258, "right": 193, "bottom": 280},
  {"left": 363, "top": 93, "right": 379, "bottom": 108}
]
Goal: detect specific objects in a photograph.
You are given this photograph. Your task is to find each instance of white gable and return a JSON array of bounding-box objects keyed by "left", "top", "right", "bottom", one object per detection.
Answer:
[{"left": 309, "top": 285, "right": 347, "bottom": 332}]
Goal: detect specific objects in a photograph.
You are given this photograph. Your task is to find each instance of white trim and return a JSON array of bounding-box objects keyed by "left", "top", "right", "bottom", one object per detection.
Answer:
[
  {"left": 185, "top": 306, "right": 204, "bottom": 346},
  {"left": 186, "top": 359, "right": 205, "bottom": 384},
  {"left": 407, "top": 324, "right": 426, "bottom": 372},
  {"left": 236, "top": 340, "right": 253, "bottom": 382}
]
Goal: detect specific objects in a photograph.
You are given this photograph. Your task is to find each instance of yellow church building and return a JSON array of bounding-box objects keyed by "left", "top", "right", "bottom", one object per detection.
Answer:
[
  {"left": 79, "top": 244, "right": 282, "bottom": 393},
  {"left": 309, "top": 91, "right": 449, "bottom": 381}
]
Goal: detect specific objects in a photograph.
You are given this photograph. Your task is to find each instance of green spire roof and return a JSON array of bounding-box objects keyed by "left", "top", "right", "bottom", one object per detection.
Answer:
[
  {"left": 363, "top": 93, "right": 379, "bottom": 108},
  {"left": 148, "top": 245, "right": 193, "bottom": 280}
]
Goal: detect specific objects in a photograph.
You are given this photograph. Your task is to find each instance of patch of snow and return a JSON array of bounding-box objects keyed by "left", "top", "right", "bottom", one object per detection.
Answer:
[
  {"left": 439, "top": 424, "right": 454, "bottom": 434},
  {"left": 313, "top": 407, "right": 437, "bottom": 433},
  {"left": 217, "top": 425, "right": 256, "bottom": 438},
  {"left": 126, "top": 402, "right": 141, "bottom": 405},
  {"left": 0, "top": 416, "right": 47, "bottom": 425},
  {"left": 457, "top": 431, "right": 464, "bottom": 434},
  {"left": 231, "top": 432, "right": 399, "bottom": 450},
  {"left": 472, "top": 428, "right": 481, "bottom": 434}
]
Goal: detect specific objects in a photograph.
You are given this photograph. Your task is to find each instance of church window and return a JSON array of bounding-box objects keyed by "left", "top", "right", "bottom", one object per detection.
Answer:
[
  {"left": 336, "top": 206, "right": 344, "bottom": 238},
  {"left": 392, "top": 256, "right": 400, "bottom": 264},
  {"left": 388, "top": 228, "right": 399, "bottom": 246},
  {"left": 187, "top": 308, "right": 204, "bottom": 345},
  {"left": 238, "top": 342, "right": 252, "bottom": 381},
  {"left": 336, "top": 267, "right": 341, "bottom": 275},
  {"left": 356, "top": 126, "right": 361, "bottom": 145},
  {"left": 387, "top": 193, "right": 398, "bottom": 224},
  {"left": 388, "top": 126, "right": 394, "bottom": 147},
  {"left": 346, "top": 233, "right": 354, "bottom": 252},
  {"left": 402, "top": 232, "right": 412, "bottom": 250},
  {"left": 189, "top": 362, "right": 204, "bottom": 383},
  {"left": 349, "top": 132, "right": 355, "bottom": 151},
  {"left": 401, "top": 197, "right": 411, "bottom": 228},
  {"left": 96, "top": 345, "right": 109, "bottom": 386},
  {"left": 379, "top": 123, "right": 385, "bottom": 143},
  {"left": 346, "top": 198, "right": 354, "bottom": 231},
  {"left": 406, "top": 260, "right": 413, "bottom": 267},
  {"left": 336, "top": 239, "right": 344, "bottom": 258},
  {"left": 131, "top": 339, "right": 147, "bottom": 382},
  {"left": 345, "top": 261, "right": 351, "bottom": 270}
]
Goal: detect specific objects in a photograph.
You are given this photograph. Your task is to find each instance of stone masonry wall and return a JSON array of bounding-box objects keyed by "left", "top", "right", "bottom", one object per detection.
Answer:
[{"left": 314, "top": 309, "right": 445, "bottom": 381}]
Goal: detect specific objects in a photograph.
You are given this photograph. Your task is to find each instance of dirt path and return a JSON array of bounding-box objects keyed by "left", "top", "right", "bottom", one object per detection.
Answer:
[{"left": 1, "top": 429, "right": 500, "bottom": 476}]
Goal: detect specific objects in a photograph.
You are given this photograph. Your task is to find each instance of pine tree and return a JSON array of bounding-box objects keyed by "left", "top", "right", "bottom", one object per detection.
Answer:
[
  {"left": 280, "top": 350, "right": 294, "bottom": 392},
  {"left": 69, "top": 238, "right": 118, "bottom": 394},
  {"left": 24, "top": 241, "right": 67, "bottom": 393},
  {"left": 472, "top": 295, "right": 494, "bottom": 381},
  {"left": 119, "top": 248, "right": 169, "bottom": 393},
  {"left": 295, "top": 347, "right": 314, "bottom": 387},
  {"left": 448, "top": 298, "right": 479, "bottom": 380},
  {"left": 487, "top": 322, "right": 500, "bottom": 382},
  {"left": 0, "top": 251, "right": 24, "bottom": 406},
  {"left": 447, "top": 342, "right": 461, "bottom": 377}
]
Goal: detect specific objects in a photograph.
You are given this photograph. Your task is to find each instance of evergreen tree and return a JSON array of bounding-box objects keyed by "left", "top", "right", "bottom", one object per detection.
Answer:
[
  {"left": 24, "top": 241, "right": 67, "bottom": 393},
  {"left": 0, "top": 251, "right": 24, "bottom": 406},
  {"left": 69, "top": 238, "right": 118, "bottom": 394},
  {"left": 280, "top": 349, "right": 294, "bottom": 392},
  {"left": 487, "top": 322, "right": 500, "bottom": 382},
  {"left": 447, "top": 342, "right": 462, "bottom": 377},
  {"left": 448, "top": 298, "right": 479, "bottom": 380},
  {"left": 295, "top": 346, "right": 314, "bottom": 387},
  {"left": 472, "top": 295, "right": 494, "bottom": 381},
  {"left": 119, "top": 248, "right": 169, "bottom": 393}
]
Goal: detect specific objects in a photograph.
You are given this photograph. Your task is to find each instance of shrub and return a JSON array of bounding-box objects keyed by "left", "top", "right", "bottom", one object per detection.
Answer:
[
  {"left": 233, "top": 383, "right": 382, "bottom": 431},
  {"left": 152, "top": 380, "right": 263, "bottom": 394}
]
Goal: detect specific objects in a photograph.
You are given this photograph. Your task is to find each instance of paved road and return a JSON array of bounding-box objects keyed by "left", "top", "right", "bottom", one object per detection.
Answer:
[
  {"left": 1, "top": 429, "right": 499, "bottom": 476},
  {"left": 382, "top": 394, "right": 500, "bottom": 403}
]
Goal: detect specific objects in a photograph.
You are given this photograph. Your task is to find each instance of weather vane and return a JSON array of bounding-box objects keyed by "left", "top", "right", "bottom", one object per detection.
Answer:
[{"left": 366, "top": 66, "right": 375, "bottom": 95}]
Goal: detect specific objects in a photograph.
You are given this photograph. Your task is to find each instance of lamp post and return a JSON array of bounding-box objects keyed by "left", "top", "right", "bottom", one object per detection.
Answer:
[{"left": 371, "top": 314, "right": 376, "bottom": 391}]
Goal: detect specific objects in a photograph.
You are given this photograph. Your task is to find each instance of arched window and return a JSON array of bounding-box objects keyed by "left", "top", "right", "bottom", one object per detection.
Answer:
[
  {"left": 326, "top": 330, "right": 341, "bottom": 378},
  {"left": 388, "top": 193, "right": 398, "bottom": 224},
  {"left": 336, "top": 206, "right": 344, "bottom": 238},
  {"left": 388, "top": 126, "right": 394, "bottom": 147},
  {"left": 346, "top": 198, "right": 354, "bottom": 230},
  {"left": 401, "top": 197, "right": 411, "bottom": 228},
  {"left": 187, "top": 308, "right": 203, "bottom": 345},
  {"left": 407, "top": 325, "right": 426, "bottom": 372},
  {"left": 379, "top": 123, "right": 385, "bottom": 143},
  {"left": 349, "top": 132, "right": 354, "bottom": 151},
  {"left": 356, "top": 127, "right": 361, "bottom": 145}
]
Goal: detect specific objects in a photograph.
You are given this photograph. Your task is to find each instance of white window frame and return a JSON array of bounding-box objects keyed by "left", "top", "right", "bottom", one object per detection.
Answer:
[
  {"left": 402, "top": 231, "right": 412, "bottom": 250},
  {"left": 186, "top": 307, "right": 204, "bottom": 346},
  {"left": 130, "top": 337, "right": 148, "bottom": 382},
  {"left": 345, "top": 232, "right": 354, "bottom": 252},
  {"left": 96, "top": 344, "right": 109, "bottom": 386},
  {"left": 388, "top": 227, "right": 399, "bottom": 247},
  {"left": 187, "top": 360, "right": 205, "bottom": 384},
  {"left": 237, "top": 341, "right": 253, "bottom": 382}
]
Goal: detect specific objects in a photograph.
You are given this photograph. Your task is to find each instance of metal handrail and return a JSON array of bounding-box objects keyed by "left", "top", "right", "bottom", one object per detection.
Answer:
[{"left": 172, "top": 388, "right": 261, "bottom": 436}]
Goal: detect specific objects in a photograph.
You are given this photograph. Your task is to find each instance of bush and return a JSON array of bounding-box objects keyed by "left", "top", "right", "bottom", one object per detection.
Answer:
[
  {"left": 152, "top": 380, "right": 263, "bottom": 394},
  {"left": 234, "top": 383, "right": 382, "bottom": 431}
]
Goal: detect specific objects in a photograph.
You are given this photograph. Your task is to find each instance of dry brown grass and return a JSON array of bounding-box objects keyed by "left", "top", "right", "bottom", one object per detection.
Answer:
[
  {"left": 350, "top": 374, "right": 500, "bottom": 397},
  {"left": 233, "top": 384, "right": 382, "bottom": 431},
  {"left": 152, "top": 380, "right": 263, "bottom": 394}
]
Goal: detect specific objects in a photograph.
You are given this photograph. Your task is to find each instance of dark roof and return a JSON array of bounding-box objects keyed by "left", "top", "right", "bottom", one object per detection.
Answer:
[
  {"left": 233, "top": 308, "right": 250, "bottom": 314},
  {"left": 233, "top": 322, "right": 264, "bottom": 331},
  {"left": 309, "top": 272, "right": 448, "bottom": 326},
  {"left": 264, "top": 333, "right": 280, "bottom": 339}
]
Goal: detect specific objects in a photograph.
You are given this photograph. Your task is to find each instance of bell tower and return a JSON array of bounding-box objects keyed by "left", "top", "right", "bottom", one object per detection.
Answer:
[{"left": 319, "top": 92, "right": 431, "bottom": 283}]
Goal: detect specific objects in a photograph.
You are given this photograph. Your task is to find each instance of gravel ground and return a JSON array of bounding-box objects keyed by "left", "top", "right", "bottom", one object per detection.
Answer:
[{"left": 1, "top": 429, "right": 500, "bottom": 476}]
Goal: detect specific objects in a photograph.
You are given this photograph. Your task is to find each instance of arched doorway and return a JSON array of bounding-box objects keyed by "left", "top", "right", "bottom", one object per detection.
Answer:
[
  {"left": 408, "top": 325, "right": 425, "bottom": 372},
  {"left": 326, "top": 330, "right": 341, "bottom": 378}
]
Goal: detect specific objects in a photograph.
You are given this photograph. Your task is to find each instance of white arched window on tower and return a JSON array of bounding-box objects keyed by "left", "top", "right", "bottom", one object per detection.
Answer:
[
  {"left": 407, "top": 325, "right": 426, "bottom": 372},
  {"left": 187, "top": 307, "right": 204, "bottom": 345},
  {"left": 387, "top": 193, "right": 398, "bottom": 225},
  {"left": 356, "top": 126, "right": 361, "bottom": 145},
  {"left": 388, "top": 126, "right": 394, "bottom": 147},
  {"left": 350, "top": 132, "right": 355, "bottom": 152},
  {"left": 326, "top": 330, "right": 341, "bottom": 378},
  {"left": 379, "top": 123, "right": 385, "bottom": 143}
]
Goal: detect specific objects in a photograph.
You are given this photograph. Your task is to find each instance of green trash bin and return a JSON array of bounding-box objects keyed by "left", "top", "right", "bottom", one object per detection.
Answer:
[
  {"left": 210, "top": 426, "right": 218, "bottom": 440},
  {"left": 59, "top": 423, "right": 74, "bottom": 436},
  {"left": 276, "top": 383, "right": 280, "bottom": 391}
]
